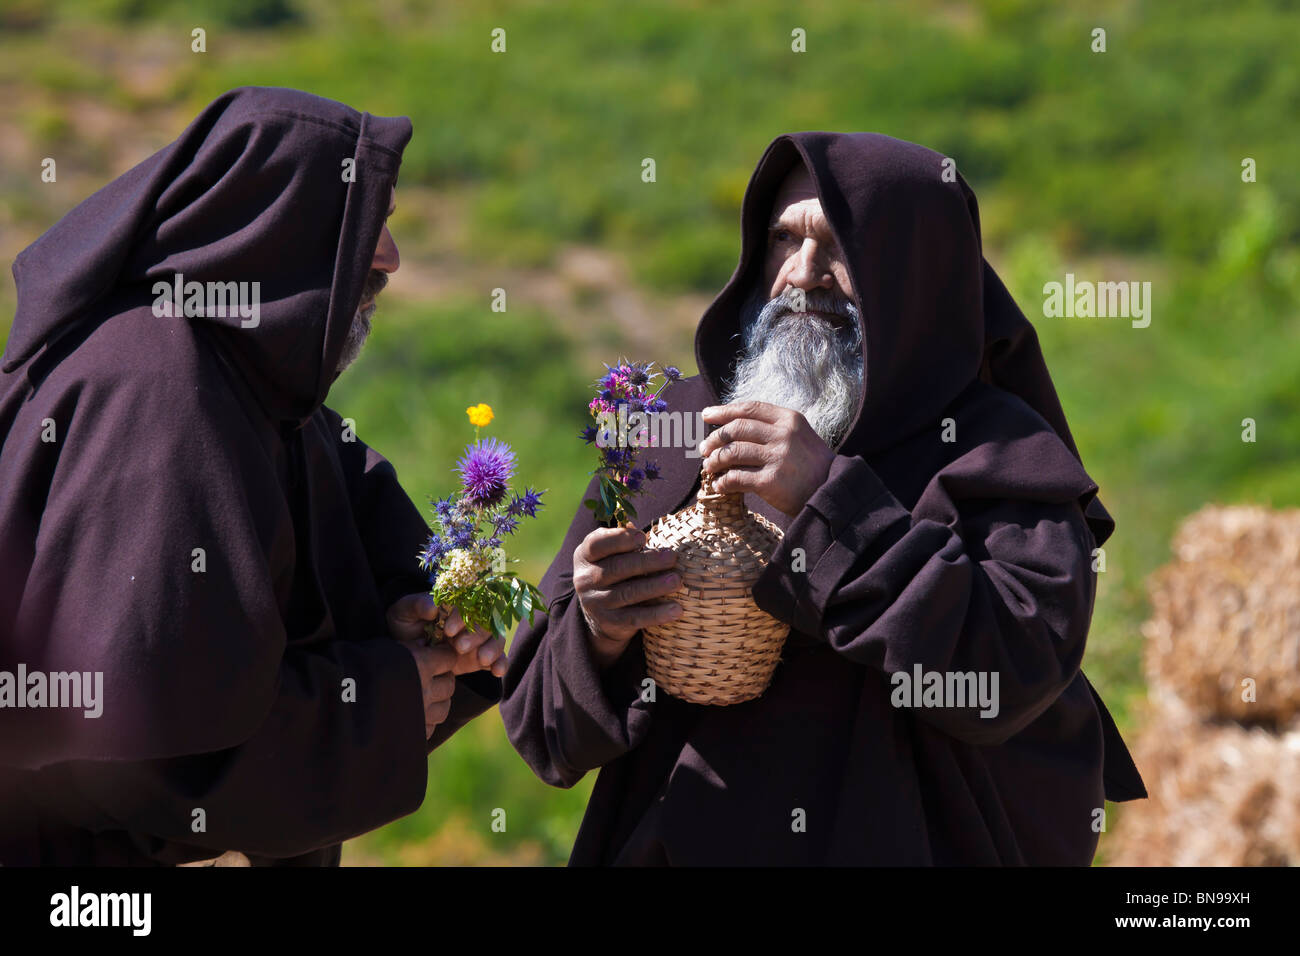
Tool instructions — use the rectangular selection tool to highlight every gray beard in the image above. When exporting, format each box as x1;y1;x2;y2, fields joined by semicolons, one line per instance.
335;269;389;376
722;285;864;446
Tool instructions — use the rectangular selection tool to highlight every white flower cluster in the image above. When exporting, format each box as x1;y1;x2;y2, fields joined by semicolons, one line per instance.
437;547;505;592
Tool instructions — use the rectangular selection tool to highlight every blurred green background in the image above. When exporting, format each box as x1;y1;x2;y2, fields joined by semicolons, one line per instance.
1;0;1297;864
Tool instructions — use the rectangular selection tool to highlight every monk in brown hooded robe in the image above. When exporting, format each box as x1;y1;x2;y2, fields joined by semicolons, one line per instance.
0;88;503;865
502;132;1147;865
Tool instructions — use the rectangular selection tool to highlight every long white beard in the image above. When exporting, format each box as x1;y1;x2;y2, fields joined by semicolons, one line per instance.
722;285;865;446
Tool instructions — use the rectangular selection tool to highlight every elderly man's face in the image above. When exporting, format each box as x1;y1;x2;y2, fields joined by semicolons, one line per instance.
722;163;865;447
762;165;854;311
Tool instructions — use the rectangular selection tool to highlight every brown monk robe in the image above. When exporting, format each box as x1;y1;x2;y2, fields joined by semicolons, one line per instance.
501;131;1146;865
0;88;501;865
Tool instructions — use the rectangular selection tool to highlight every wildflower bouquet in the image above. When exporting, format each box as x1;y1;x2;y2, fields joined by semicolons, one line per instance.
580;360;680;526
417;403;546;643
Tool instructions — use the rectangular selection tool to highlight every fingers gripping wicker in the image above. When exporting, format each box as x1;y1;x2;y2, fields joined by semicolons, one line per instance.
641;471;790;705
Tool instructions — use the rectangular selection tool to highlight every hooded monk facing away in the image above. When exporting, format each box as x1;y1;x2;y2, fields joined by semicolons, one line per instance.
0;88;503;866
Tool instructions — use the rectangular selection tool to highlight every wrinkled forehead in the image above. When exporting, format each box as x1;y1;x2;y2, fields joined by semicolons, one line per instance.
770;161;819;217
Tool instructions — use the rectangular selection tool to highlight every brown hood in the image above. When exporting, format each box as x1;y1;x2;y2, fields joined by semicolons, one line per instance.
4;86;411;424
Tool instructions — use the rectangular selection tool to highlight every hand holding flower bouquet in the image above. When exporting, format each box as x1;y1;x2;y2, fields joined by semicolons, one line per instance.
417;403;546;644
580;360;680;526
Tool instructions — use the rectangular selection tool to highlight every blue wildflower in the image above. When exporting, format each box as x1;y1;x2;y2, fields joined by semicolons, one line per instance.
519;487;543;517
417;536;443;572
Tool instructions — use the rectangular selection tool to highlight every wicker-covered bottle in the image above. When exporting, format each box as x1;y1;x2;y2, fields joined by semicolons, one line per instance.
641;471;789;705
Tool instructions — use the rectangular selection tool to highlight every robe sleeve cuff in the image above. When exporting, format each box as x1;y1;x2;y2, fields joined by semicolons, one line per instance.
752;454;909;637
378;573;434;613
553;592;651;735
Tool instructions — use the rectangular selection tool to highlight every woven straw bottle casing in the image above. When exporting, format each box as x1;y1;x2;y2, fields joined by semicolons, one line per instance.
640;471;790;705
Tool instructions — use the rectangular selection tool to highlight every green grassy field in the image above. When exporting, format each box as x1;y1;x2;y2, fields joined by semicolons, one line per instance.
1;0;1297;864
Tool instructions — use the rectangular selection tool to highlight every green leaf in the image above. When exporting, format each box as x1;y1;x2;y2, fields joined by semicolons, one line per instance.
514;581;530;620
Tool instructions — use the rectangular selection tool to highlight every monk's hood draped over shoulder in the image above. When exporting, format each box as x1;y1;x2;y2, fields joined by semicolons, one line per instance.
693;131;1114;548
0;88;411;767
3;86;410;424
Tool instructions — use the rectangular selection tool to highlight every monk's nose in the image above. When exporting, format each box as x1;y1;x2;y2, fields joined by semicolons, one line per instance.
784;239;833;292
372;225;400;273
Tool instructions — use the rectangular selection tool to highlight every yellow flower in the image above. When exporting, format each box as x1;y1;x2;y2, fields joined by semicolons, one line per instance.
466;403;494;428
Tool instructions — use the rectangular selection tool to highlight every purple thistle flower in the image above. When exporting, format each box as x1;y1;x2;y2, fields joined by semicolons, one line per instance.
456;437;516;508
664;365;681;381
644;461;661;481
451;525;476;548
580;424;597;444
625;468;645;492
